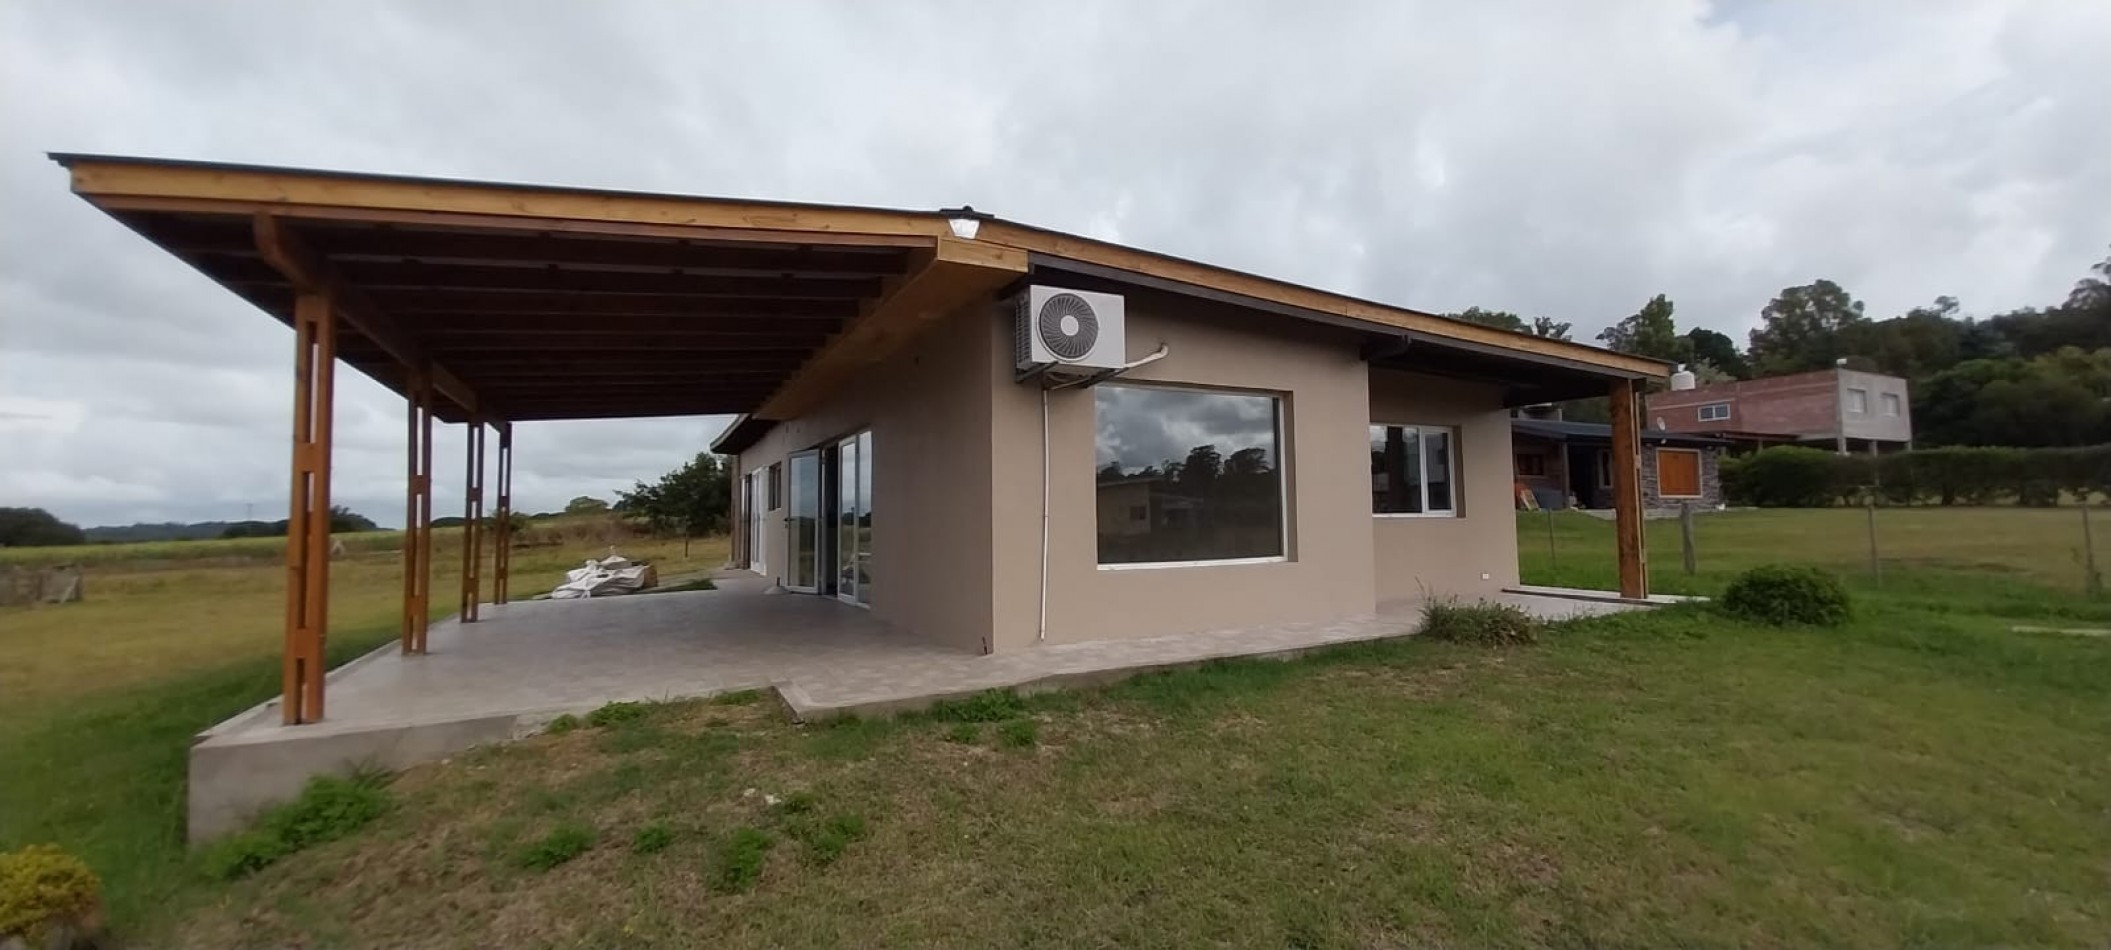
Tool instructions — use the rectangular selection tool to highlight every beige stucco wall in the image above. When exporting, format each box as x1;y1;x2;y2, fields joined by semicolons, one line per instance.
1368;369;1520;603
987;291;1378;651
734;288;1532;654
734;303;996;653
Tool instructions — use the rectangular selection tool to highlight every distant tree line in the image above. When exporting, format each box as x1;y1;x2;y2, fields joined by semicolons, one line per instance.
219;507;380;539
1455;248;2111;447
0;508;86;548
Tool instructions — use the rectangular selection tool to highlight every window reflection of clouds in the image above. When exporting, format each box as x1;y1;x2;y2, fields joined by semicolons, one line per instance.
1094;385;1277;474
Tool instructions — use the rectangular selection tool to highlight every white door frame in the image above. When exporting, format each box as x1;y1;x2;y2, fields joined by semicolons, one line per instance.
785;449;822;594
748;472;768;575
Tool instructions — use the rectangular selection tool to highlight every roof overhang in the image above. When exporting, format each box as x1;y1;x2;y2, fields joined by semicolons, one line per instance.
56;153;1666;431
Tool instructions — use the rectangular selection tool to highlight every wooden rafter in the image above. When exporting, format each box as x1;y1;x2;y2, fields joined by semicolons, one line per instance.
757;237;1029;420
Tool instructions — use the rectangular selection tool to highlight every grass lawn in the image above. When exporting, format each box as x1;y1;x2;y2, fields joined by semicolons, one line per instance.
3;507;2108;946
0;525;728;933
168;602;2110;948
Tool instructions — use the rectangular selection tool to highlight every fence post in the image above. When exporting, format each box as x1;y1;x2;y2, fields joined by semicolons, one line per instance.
1545;508;1558;575
1865;493;1883;587
1679;501;1698;576
2084;502;2102;598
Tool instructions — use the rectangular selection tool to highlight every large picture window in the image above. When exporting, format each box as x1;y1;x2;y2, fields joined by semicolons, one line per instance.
1370;424;1456;516
1094;384;1284;567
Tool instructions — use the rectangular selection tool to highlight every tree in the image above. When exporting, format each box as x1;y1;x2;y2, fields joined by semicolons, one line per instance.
1450;307;1525;332
0;507;86;547
564;496;611;515
1748;279;1867;375
1528;316;1573;341
1839;297;1963;379
1598;294;1691;363
615;453;731;538
1683;327;1749;378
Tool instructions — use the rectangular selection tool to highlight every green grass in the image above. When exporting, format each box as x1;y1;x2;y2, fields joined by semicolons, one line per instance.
9;508;2111;945
160;598;2109;947
0;529;729;937
514;822;596;872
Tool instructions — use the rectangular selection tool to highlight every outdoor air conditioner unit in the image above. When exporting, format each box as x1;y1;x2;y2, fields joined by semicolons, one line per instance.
1014;286;1127;373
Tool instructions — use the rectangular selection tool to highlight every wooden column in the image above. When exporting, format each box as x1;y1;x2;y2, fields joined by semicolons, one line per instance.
1609;377;1650;600
491;422;513;606
460;418;486;622
400;368;434;654
283;291;335;724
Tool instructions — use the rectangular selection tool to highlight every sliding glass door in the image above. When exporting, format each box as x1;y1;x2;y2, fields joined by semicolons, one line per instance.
834;431;873;605
785;450;822;593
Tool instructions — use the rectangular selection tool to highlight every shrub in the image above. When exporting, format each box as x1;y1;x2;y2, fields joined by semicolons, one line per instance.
545;713;580;734
997;719;1040;748
0;845;101;944
1419;598;1540;645
586;701;650;727
1726;446;1839;507
1721;564;1851;626
630;822;675;855
927;689;1028;723
710;827;774;893
201;772;391;881
516;823;596;871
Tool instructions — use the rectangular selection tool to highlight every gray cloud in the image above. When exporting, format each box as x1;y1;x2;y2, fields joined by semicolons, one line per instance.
2;0;2106;527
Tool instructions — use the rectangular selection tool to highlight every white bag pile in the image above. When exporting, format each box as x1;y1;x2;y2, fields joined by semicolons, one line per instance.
549;553;658;599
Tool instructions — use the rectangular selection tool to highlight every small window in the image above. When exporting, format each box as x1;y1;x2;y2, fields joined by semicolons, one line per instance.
1516;453;1547;478
1881;392;1901;416
1697;402;1731;423
1846;388;1869;414
1371;424;1457;516
1095;384;1284;567
767;462;783;510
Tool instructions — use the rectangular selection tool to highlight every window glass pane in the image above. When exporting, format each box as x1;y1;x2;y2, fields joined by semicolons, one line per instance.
1425;430;1453;511
1095;385;1282;564
1370;425;1424;513
856;430;873;604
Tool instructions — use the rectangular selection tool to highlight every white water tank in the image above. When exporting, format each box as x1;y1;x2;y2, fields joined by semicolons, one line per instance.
1669;363;1697;391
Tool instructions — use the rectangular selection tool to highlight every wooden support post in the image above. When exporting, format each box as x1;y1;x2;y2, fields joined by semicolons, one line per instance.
401;368;434;654
282;291;335;724
1609;378;1650;600
492;422;513;606
461;418;486;621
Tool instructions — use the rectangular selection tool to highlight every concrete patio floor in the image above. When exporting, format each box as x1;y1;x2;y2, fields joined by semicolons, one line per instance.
188;573;1643;839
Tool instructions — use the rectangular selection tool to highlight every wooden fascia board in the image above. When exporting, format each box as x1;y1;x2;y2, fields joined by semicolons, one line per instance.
755;238;1029;420
253;214;480;416
67;159;952;241
978;222;1667;380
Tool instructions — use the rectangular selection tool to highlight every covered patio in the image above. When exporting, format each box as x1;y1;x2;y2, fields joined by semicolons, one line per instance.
188;572;1641;838
56;154;1662;840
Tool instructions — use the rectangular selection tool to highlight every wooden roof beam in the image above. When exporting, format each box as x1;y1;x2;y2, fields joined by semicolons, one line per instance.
253;214;480;416
757;237;1029;420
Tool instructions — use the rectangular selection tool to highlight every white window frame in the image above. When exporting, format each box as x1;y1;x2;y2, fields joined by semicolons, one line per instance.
1697;402;1731;423
1655;447;1704;500
1094;382;1290;572
1881;392;1902;416
1846;387;1869;414
1370;423;1459;519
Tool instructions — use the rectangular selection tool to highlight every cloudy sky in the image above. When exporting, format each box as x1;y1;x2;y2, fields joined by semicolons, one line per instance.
3;1;2106;529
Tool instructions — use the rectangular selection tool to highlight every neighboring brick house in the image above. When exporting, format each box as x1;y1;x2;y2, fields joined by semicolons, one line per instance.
1646;367;1912;453
1512;417;1726;511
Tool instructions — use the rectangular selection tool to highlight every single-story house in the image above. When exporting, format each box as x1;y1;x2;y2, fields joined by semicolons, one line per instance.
53;153;1668;725
1512;417;1727;511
